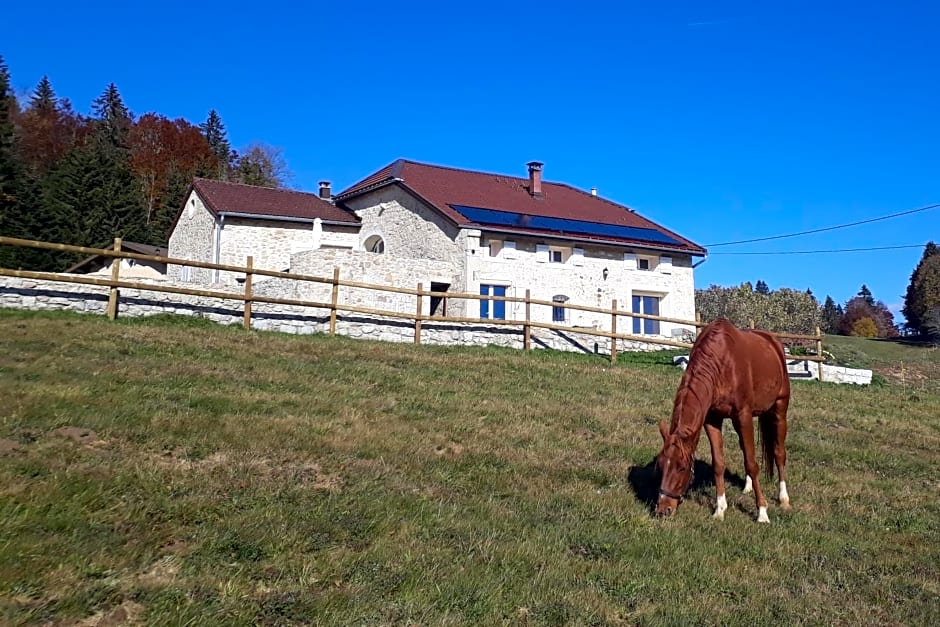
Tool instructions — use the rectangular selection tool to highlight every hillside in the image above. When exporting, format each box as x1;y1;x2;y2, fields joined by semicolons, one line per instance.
824;333;940;390
1;311;938;625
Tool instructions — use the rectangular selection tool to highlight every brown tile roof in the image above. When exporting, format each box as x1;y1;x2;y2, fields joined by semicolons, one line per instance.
191;178;359;223
336;159;705;254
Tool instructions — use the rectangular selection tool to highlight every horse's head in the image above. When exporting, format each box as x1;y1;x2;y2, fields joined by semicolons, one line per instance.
655;420;694;518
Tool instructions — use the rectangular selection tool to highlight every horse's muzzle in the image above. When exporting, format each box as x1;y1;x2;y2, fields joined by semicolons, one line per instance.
655;495;679;518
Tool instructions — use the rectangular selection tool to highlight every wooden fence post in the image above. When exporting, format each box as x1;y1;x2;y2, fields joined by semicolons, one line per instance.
696;311;702;325
107;237;122;320
610;299;618;364
816;325;824;382
749;319;755;329
524;289;531;352
329;267;339;335
243;256;253;330
415;282;423;345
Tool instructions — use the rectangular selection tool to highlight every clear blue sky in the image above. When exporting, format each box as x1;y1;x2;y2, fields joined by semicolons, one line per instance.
5;1;939;317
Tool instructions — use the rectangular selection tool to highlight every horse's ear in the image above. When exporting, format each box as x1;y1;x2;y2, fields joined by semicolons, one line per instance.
658;420;669;442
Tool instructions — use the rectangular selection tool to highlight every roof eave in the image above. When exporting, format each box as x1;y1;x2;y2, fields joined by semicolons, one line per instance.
468;225;707;256
217;211;359;226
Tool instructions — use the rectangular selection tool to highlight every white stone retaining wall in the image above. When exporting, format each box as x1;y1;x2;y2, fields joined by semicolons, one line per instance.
0;275;667;356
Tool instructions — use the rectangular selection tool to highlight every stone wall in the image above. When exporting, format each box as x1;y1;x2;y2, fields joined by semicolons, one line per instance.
0;274;669;357
167;190;216;284
672;354;872;386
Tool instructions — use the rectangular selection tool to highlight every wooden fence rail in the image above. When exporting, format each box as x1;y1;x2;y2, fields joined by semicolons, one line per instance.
0;235;826;373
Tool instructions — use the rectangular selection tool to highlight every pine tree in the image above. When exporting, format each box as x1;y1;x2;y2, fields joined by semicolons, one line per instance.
42;84;145;255
820;295;843;334
857;284;874;306
0;55;20;266
30;76;57;113
44;140;146;254
0;55;16;204
199;109;231;179
92;83;132;148
902;242;940;336
755;280;770;295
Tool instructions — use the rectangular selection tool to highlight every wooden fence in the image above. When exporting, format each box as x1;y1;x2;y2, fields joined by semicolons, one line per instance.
0;235;825;376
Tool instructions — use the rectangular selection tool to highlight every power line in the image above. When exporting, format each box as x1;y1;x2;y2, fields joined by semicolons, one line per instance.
705;203;940;247
710;244;927;255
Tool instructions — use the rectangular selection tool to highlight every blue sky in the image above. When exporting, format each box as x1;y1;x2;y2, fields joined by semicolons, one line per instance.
5;1;939;316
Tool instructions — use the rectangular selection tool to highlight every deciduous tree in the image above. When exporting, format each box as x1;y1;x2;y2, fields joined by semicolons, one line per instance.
233;142;292;188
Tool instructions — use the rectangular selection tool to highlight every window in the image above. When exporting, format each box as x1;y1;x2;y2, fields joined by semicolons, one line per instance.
430;282;450;317
550;249;563;263
638;258;651;271
364;235;385;254
632;295;661;335
180;266;193;282
480;284;507;319
552;295;569;323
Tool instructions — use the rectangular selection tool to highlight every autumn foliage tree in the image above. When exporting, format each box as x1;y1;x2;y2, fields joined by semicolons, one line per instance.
0;57;293;270
838;286;899;338
130;114;218;240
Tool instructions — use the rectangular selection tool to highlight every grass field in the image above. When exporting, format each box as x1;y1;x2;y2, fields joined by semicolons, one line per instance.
1;310;939;626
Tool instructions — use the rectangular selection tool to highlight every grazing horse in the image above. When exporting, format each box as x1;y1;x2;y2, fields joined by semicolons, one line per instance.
655;318;791;523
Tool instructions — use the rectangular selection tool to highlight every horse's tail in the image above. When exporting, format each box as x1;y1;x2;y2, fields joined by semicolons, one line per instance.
758;414;777;480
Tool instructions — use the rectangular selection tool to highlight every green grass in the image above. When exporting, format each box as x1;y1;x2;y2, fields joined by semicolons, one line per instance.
824;333;940;391
1;310;939;625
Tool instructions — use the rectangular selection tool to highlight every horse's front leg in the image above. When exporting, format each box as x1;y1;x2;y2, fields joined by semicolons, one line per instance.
733;410;769;523
704;418;726;520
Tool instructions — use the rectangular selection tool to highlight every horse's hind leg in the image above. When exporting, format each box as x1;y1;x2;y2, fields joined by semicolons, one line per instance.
773;398;791;509
704;417;727;520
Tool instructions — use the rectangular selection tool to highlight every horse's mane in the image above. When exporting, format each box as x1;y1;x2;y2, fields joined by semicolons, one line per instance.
669;321;732;446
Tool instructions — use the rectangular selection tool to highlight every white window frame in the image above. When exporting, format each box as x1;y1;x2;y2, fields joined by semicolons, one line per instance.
552;295;569;323
638;255;657;271
632;293;663;335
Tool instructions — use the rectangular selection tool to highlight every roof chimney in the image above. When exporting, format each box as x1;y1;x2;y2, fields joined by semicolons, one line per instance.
318;180;332;200
591;187;598;196
526;161;544;197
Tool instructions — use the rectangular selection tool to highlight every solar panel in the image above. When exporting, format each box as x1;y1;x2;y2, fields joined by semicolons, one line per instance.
450;205;683;246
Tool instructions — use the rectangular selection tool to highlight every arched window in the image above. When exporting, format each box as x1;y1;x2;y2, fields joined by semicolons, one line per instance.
364;235;385;254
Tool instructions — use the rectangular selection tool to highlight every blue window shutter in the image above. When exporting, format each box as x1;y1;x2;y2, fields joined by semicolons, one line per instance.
480;285;490;319
494;285;506;319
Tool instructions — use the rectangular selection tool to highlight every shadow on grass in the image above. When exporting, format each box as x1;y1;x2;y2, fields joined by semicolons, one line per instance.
626;457;747;514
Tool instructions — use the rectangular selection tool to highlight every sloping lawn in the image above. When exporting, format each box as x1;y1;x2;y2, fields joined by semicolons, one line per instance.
1;311;938;625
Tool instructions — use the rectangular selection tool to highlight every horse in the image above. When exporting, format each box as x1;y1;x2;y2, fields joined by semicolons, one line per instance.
655;318;791;523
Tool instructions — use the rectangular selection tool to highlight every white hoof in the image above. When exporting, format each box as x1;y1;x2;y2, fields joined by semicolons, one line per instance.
743;476;753;494
712;494;727;520
757;506;770;523
779;481;791;508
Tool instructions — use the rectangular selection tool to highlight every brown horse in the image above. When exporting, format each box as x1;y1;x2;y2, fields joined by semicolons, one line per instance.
655;318;791;523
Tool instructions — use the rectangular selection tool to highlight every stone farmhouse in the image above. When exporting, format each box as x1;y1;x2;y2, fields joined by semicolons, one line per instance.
167;160;707;338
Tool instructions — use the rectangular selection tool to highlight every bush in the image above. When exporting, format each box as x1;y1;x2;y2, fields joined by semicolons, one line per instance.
850;317;878;338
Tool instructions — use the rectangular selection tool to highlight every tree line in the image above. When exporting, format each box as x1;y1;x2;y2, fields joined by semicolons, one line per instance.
0;55;292;270
696;242;940;343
